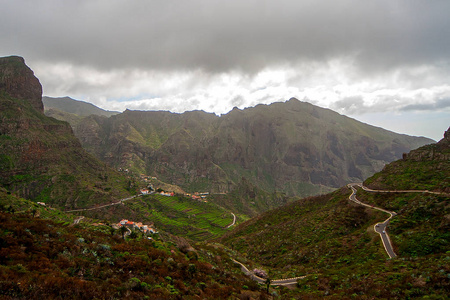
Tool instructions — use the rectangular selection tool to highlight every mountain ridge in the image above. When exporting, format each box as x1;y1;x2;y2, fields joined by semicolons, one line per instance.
47;97;434;198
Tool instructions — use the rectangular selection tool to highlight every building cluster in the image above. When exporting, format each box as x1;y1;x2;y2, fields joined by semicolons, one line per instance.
140;189;151;195
159;191;175;197
115;219;157;234
186;192;209;202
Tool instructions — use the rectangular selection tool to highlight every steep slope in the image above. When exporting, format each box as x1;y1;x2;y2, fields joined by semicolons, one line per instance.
219;130;449;298
43;96;119;117
0;56;132;210
57;98;433;199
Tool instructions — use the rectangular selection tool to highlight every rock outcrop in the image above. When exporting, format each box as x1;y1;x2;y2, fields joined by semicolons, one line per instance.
0;56;44;113
403;127;450;162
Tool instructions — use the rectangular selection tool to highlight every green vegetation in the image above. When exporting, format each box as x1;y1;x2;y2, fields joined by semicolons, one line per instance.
220;188;388;276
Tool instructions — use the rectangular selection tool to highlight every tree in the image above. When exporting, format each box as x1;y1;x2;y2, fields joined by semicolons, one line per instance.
119;226;128;240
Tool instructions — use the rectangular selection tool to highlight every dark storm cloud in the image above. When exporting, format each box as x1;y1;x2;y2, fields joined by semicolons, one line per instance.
2;0;449;74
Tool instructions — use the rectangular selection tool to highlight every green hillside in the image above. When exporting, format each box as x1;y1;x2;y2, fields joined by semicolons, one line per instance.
219;129;449;298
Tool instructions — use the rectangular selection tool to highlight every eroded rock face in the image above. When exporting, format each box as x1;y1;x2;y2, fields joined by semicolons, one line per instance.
0;56;44;113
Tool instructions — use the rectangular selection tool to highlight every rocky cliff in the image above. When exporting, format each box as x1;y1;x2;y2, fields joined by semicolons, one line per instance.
0;56;132;209
0;56;43;113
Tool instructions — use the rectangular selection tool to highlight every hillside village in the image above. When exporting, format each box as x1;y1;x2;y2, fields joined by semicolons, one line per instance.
113;219;158;235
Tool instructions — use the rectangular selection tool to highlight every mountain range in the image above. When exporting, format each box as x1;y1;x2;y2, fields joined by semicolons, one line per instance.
45;96;433;198
0;55;448;298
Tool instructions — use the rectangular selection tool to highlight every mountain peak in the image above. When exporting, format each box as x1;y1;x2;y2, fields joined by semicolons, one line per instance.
0;55;44;113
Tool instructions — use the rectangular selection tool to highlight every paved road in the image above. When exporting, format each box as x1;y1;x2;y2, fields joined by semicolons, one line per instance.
347;183;397;258
232;259;306;286
226;213;236;228
360;185;448;195
65;194;142;213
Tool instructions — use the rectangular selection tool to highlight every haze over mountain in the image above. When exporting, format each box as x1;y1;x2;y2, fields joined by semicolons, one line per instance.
0;56;132;209
46;96;433;198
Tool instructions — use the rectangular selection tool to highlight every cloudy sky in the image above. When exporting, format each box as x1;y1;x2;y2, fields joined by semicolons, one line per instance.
1;0;449;140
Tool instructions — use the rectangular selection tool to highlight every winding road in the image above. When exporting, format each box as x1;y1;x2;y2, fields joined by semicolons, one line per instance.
235;183;410;284
347;183;397;258
348;183;449;258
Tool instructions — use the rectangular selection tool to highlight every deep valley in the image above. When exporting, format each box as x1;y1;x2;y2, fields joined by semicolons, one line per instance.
1;56;448;299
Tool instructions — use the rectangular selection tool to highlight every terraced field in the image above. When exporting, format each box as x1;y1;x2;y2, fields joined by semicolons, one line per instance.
123;194;234;241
